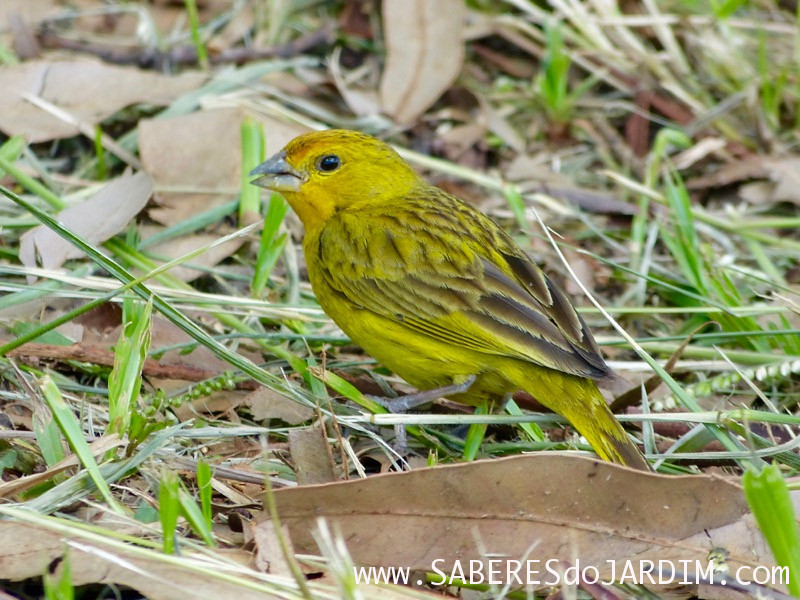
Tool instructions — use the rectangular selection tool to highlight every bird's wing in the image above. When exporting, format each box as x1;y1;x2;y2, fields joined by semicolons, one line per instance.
314;197;610;379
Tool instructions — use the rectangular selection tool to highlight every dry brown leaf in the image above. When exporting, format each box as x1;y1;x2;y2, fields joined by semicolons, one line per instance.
0;0;61;52
250;519;294;576
379;0;465;124
562;248;595;297
505;155;636;215
245;387;314;425
768;158;800;205
172;391;248;422
288;424;337;485
0;516;424;600
330;48;381;117
694;157;800;207
0;0;60;26
739;181;774;205
142;230;245;282
139;107;307;226
0;519;284;600
686;156;769;190
0;434;123;498
273;454;785;594
80;313;233;378
19;172;153;274
139;107;242;226
438;123;487;160
0;59;203;142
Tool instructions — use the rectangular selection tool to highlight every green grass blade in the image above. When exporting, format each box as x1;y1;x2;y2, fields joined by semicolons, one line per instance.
38;376;123;513
0;183;313;409
179;487;216;547
107;297;152;436
33;404;67;469
505;398;545;442
462;400;489;461
252;193;289;296
43;548;73;600
184;0;208;69
239;117;265;225
159;470;180;554
742;464;800;596
197;459;213;528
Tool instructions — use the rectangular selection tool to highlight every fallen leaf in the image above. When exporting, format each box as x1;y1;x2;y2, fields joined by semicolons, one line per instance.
330;47;381;117
272;454;785;594
437;124;487;160
19;172;153;274
739;181;774;205
142;230;245;283
686;156;769;190
0;59;203;142
82;313;234;378
171;390;248;422
245;387;314;425
476;94;525;152
0;0;60;26
0;0;60;53
768;158;800;205
0;511;427;600
379;0;465;124
288;424;337;485
250;519;294;576
0;517;281;600
562;248;595;297
0;434;124;498
139;107;307;226
691;157;800;207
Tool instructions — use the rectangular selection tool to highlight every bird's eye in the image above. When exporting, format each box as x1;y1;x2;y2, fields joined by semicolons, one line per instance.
317;155;341;173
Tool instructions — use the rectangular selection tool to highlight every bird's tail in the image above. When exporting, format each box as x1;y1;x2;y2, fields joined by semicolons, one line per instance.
518;369;651;471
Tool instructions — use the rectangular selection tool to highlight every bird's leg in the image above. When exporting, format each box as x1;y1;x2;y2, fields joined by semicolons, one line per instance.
373;374;478;414
368;375;477;456
393;423;407;455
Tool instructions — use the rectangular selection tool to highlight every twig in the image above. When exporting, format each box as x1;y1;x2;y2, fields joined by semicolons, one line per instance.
5;340;256;387
37;23;334;70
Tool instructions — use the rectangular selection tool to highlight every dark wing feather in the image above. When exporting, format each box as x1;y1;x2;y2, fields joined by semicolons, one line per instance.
499;252;608;373
314;188;611;379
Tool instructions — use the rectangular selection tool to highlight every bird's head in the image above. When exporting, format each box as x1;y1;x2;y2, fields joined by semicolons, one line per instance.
250;129;419;231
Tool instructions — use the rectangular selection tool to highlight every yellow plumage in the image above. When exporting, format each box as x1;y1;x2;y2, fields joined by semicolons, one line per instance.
251;129;649;471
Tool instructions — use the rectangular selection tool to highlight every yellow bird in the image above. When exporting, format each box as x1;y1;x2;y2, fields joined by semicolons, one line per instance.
251;129;649;470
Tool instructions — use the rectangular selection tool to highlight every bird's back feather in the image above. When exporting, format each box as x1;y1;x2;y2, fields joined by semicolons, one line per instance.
308;184;612;380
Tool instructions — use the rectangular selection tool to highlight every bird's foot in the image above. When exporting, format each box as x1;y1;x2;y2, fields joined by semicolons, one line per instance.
371;375;478;414
367;375;478;456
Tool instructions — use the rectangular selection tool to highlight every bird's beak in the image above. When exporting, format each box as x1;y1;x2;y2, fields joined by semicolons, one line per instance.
249;151;305;192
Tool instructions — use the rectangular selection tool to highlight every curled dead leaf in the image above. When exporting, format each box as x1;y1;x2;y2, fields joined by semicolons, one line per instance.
272;454;787;595
0;434;124;498
288;424;337;485
0;518;275;600
379;0;465;124
19;172;154;276
139;107;307;226
0;59;202;142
